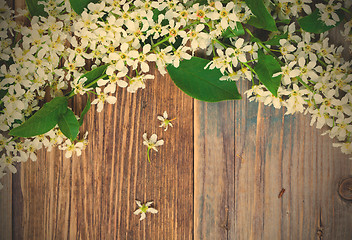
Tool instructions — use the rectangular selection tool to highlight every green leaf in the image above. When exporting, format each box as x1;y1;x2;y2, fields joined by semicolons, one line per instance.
250;36;261;43
13;119;22;125
276;19;291;24
152;8;161;23
222;22;245;38
172;36;183;49
0;89;7;111
245;0;277;31
264;32;288;45
66;65;108;98
79;95;91;126
192;0;208;6
298;9;344;34
167;57;241;102
69;0;98;14
9;97;68;137
254;50;282;97
25;0;48;17
152;9;167;25
81;64;108;87
0;89;7;100
58;108;80;141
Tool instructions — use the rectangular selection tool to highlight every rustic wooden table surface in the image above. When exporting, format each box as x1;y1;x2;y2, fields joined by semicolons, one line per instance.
1;0;352;239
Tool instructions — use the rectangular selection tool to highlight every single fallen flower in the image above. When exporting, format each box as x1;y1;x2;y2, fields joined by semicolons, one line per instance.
157;111;176;131
143;133;164;163
133;200;158;221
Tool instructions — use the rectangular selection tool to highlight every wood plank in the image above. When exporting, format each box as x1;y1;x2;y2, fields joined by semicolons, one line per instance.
11;62;194;239
194;77;352;239
233;80;352;240
194;10;352;240
194;101;235;239
0;172;12;240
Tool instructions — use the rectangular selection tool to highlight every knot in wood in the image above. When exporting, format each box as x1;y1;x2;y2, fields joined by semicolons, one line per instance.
338;178;352;201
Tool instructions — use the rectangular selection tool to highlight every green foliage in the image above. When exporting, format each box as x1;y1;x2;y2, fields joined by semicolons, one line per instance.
152;8;161;22
81;64;108;87
69;0;99;14
192;0;208;6
0;89;7;112
264;32;289;45
152;9;167;25
298;9;344;34
172;36;183;49
9;97;68;138
250;36;261;44
254;50;282;97
222;22;245;38
58;108;80;141
245;0;277;31
79;95;91;126
25;0;48;17
193;0;232;6
167;57;241;102
0;89;7;100
276;19;291;24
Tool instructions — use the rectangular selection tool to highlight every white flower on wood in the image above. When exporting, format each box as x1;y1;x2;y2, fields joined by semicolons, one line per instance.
134;200;158;221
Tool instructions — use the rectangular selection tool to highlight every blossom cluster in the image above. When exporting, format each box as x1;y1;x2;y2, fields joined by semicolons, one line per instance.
243;1;352;156
199;0;352;157
0;0;351;190
0;0;252;188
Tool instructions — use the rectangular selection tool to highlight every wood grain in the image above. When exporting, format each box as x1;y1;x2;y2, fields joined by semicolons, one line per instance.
10;62;194;239
194;8;352;240
194;101;235;239
234;81;352;240
0;171;12;240
194;78;352;239
3;0;352;239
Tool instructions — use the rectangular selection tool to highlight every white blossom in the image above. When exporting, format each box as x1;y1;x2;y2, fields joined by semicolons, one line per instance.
143;133;164;162
157;111;175;131
91;87;117;112
134;200;158;221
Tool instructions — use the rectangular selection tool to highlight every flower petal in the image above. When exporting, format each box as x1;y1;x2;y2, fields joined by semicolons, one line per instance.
139;212;146;221
134;209;142;215
147;208;158;214
150;134;157;143
155;139;164;146
235;38;244;49
143;133;148;141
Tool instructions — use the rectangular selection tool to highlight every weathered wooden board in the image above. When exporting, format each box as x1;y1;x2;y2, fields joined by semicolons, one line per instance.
8;63;193;239
2;0;352;239
194;101;235;239
194;78;352;239
0;172;12;240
